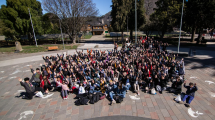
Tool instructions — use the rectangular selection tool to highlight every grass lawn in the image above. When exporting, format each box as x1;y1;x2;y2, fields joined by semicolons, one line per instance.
83;35;92;39
0;44;79;53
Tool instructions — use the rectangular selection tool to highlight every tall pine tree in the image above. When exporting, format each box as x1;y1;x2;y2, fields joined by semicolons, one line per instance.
0;0;51;44
150;0;181;39
111;0;130;42
184;0;215;43
127;0;146;41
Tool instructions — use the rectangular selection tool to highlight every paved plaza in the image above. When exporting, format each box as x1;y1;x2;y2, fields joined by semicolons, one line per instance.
0;44;215;120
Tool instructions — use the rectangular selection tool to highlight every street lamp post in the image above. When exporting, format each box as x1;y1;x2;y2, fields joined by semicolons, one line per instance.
127;16;128;37
178;0;185;53
135;0;137;46
28;8;37;47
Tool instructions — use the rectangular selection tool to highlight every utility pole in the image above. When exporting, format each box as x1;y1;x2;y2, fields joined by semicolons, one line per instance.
135;0;137;46
59;19;65;50
127;16;128;37
28;8;37;47
178;0;185;53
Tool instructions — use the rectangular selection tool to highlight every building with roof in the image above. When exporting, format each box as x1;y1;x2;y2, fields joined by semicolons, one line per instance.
83;12;112;35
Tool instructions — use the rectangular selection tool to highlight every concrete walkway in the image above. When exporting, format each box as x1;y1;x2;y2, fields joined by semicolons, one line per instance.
82;35;111;41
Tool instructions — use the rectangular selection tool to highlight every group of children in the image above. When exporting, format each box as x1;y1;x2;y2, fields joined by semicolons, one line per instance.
19;37;198;107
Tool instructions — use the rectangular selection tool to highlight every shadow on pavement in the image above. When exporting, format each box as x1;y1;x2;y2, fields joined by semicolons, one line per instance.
85;116;153;120
184;57;215;76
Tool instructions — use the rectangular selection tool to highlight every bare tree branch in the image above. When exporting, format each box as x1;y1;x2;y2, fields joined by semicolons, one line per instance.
42;0;98;43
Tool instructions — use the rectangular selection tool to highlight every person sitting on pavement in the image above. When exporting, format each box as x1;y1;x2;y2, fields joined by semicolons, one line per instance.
30;66;42;88
169;77;182;94
179;81;198;107
19;77;45;99
107;80;118;105
40;75;53;94
56;79;69;100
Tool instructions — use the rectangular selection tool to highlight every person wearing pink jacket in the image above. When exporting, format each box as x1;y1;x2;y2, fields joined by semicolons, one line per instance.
56;79;69;100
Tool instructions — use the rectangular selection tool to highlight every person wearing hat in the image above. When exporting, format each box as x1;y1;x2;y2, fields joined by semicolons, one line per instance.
19;77;45;99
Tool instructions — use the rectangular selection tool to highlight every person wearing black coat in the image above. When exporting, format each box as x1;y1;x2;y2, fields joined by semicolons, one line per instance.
19;77;45;99
180;81;198;107
169;77;182;94
156;75;167;94
146;79;155;94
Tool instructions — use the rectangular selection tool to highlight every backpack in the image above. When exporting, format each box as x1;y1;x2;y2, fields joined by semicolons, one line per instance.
88;94;94;104
74;96;89;106
95;92;100;102
99;93;106;100
89;92;100;104
113;95;123;103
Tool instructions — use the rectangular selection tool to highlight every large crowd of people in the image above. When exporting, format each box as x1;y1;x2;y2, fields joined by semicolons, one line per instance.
19;37;198;107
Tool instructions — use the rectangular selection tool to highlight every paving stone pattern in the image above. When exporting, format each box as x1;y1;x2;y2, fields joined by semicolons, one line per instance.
0;58;215;120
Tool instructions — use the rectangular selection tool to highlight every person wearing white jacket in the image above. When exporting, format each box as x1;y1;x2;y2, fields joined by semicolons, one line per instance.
79;83;85;94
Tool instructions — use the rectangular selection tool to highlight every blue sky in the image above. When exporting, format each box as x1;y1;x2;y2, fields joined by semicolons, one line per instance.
0;0;112;16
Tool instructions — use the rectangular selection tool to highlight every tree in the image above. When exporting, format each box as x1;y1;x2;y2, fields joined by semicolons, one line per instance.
111;0;146;42
41;13;61;34
111;0;129;42
43;0;98;43
127;0;146;41
0;19;4;35
150;0;181;39
141;15;154;39
144;0;155;16
0;0;49;44
184;0;215;43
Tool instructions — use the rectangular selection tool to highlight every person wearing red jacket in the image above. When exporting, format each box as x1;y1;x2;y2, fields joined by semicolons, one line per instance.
40;76;53;93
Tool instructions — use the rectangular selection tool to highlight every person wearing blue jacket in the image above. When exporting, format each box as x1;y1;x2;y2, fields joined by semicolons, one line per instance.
180;81;198;107
107;80;117;104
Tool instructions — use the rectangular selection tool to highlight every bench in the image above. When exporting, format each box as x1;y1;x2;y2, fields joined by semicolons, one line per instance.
48;46;58;51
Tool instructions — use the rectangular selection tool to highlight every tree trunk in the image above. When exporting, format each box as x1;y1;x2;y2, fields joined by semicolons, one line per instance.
197;28;203;44
145;30;149;40
191;26;196;42
73;35;76;44
28;32;33;45
161;31;165;40
69;34;76;44
121;31;124;48
130;30;133;43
